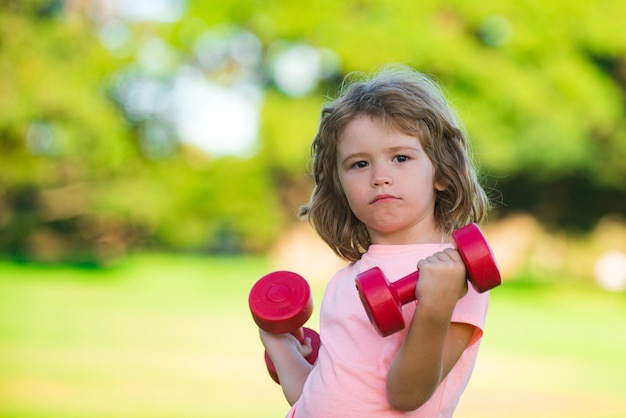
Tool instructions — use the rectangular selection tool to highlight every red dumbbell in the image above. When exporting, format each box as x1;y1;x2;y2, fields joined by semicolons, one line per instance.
249;271;322;384
355;223;501;337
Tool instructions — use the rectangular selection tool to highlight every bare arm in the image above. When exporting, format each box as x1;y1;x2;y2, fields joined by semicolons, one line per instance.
386;248;474;411
259;329;314;405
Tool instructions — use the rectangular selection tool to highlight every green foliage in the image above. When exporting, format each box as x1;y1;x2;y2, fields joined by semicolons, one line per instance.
0;3;285;261
260;91;322;175
182;0;626;186
0;7;141;263
1;0;625;262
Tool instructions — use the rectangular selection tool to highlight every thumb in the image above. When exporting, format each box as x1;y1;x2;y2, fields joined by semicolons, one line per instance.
300;336;314;357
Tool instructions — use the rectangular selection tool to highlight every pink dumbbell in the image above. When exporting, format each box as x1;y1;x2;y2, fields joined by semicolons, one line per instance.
249;271;321;384
355;223;501;337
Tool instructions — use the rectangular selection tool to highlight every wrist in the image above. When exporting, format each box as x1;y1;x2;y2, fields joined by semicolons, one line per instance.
415;298;455;326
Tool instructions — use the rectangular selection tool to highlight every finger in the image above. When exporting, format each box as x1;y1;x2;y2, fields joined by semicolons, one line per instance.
443;247;462;261
301;337;313;357
426;252;449;264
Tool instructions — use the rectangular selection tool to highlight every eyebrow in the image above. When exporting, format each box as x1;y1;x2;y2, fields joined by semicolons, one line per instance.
387;145;421;154
339;146;422;166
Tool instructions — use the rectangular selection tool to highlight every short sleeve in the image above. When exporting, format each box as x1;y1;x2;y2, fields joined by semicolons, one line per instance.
451;286;489;347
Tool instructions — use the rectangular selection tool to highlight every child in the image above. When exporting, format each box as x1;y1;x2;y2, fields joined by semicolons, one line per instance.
259;65;492;417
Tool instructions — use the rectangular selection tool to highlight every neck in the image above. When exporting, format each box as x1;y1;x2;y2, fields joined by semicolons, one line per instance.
368;224;446;246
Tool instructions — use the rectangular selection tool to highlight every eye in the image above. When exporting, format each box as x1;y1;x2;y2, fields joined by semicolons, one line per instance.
394;155;410;163
353;160;369;169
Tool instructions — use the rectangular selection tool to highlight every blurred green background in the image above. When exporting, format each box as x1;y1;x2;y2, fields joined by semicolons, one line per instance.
1;0;625;417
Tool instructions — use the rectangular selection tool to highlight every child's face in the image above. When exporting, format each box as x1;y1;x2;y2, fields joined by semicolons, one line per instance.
336;114;444;245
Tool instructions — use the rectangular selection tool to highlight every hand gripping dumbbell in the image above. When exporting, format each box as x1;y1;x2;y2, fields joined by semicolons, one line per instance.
249;271;322;384
355;223;501;337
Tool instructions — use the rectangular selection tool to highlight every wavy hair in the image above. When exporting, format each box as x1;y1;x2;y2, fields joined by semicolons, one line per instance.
299;65;491;261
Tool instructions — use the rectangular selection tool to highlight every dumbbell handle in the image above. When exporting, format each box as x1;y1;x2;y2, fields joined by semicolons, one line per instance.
373;265;487;307
390;271;420;305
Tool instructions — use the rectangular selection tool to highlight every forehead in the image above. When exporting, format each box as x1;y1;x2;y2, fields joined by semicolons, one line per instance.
339;114;422;146
339;110;423;137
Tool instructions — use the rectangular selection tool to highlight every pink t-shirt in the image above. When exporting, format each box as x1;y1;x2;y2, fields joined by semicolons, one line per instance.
288;243;489;418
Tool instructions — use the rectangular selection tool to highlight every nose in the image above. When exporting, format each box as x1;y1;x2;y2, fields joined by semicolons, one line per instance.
372;171;392;187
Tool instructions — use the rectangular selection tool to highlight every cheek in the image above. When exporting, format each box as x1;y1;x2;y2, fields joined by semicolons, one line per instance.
337;177;364;214
336;167;358;195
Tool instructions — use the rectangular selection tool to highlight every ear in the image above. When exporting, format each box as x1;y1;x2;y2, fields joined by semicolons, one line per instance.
434;178;447;192
432;167;447;192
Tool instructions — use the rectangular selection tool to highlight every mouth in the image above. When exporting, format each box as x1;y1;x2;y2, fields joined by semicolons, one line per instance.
370;194;399;204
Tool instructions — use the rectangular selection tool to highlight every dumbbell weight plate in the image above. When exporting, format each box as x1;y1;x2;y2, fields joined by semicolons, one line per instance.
249;270;313;334
355;267;406;336
451;223;501;292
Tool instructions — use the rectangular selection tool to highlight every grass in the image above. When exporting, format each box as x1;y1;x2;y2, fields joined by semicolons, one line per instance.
0;254;625;417
458;281;626;418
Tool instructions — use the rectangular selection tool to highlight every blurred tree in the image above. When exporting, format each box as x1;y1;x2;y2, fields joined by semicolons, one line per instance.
1;0;625;264
257;1;624;181
181;0;626;227
0;2;284;263
0;2;142;263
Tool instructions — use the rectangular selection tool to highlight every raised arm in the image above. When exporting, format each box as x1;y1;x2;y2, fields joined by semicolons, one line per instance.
386;248;473;411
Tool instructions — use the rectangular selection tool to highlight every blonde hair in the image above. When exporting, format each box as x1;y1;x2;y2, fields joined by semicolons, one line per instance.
299;65;491;261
